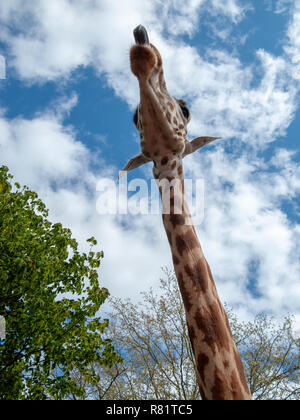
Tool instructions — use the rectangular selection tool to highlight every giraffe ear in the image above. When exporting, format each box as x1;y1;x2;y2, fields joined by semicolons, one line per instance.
119;153;151;179
183;137;222;157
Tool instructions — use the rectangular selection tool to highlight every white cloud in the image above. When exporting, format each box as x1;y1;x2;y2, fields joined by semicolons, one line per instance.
46;92;79;121
284;0;300;80
0;0;148;79
157;44;297;146
209;0;251;23
184;146;300;324
0;113;88;189
150;0;249;37
0;55;5;79
275;0;295;14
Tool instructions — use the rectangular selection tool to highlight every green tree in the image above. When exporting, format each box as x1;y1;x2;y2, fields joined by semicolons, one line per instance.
75;268;299;400
0;166;120;400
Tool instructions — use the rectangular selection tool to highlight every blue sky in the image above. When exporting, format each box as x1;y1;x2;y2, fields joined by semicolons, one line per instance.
0;0;299;329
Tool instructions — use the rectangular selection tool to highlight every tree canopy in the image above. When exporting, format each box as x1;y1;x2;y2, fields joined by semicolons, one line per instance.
0;166;120;400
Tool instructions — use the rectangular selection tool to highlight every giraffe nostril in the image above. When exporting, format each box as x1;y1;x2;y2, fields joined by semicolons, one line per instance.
133;25;150;45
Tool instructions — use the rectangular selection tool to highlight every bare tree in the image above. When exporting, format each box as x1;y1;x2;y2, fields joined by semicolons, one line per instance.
227;307;300;400
71;269;299;400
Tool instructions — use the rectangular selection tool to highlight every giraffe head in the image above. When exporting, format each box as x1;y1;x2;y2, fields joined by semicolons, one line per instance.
120;25;221;177
130;26;190;162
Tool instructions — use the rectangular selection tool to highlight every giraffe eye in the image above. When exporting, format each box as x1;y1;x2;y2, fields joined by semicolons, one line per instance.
179;104;190;120
133;108;138;127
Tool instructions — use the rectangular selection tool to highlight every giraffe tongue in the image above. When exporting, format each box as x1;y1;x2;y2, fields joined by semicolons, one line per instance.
133;25;150;45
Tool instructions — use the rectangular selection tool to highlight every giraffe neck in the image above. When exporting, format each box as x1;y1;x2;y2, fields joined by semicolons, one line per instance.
156;158;252;400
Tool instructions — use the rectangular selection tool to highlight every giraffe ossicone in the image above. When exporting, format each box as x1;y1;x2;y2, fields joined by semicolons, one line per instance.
121;25;252;400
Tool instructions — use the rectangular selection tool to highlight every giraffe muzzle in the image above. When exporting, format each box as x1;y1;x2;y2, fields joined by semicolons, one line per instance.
133;25;150;45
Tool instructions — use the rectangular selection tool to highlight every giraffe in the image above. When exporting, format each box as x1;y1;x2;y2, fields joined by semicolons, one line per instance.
121;25;252;400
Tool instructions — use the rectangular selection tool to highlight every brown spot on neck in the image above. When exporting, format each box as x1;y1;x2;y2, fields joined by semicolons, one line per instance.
194;303;231;355
172;255;180;265
175;229;199;256
197;353;210;397
184;260;209;293
177;271;192;312
211;369;230;400
168;214;185;228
